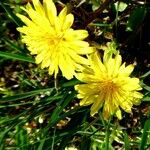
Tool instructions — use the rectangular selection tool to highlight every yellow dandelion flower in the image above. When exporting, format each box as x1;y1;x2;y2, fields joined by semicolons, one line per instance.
17;0;94;79
75;51;143;120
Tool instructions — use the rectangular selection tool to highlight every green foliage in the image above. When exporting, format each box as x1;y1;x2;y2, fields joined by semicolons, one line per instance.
139;119;150;150
124;131;130;150
126;7;147;31
114;1;128;12
0;51;35;63
0;1;23;26
0;0;149;149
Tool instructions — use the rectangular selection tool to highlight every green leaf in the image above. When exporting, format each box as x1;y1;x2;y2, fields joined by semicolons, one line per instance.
49;91;76;126
0;124;17;147
2;37;26;53
0;111;28;124
0;1;23;26
126;7;147;31
15;126;29;149
114;2;128;12
0;88;53;102
142;96;150;102
139;119;150;150
140;70;150;79
124;131;130;150
90;0;101;11
0;101;33;108
141;82;150;91
38;139;46;150
62;79;81;87
0;51;35;63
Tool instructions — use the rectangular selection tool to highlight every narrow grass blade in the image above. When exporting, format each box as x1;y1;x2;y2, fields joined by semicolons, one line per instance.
62;79;81;87
0;2;23;26
139;118;150;150
0;101;33;108
142;96;150;102
140;71;150;79
15;126;29;149
0;124;17;146
50;91;76;125
2;38;26;53
124;131;130;150
90;23;111;27
38;139;46;150
0;51;35;63
0;88;52;102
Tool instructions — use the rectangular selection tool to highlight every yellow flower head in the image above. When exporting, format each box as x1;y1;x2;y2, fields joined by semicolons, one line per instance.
17;0;94;79
75;51;143;120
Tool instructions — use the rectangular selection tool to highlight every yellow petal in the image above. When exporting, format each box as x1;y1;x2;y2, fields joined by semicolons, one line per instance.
113;53;122;77
68;51;90;65
16;14;33;26
75;83;100;95
76;93;85;99
59;53;75;79
64;29;88;41
90;95;104;116
43;0;57;25
103;92;118;120
62;14;74;30
105;57;115;77
122;78;141;91
54;17;61;33
90;52;106;74
74;47;94;55
48;53;59;78
22;8;51;31
119;64;134;77
133;91;143;99
69;41;89;48
32;0;45;16
36;54;43;64
41;51;52;68
58;7;67;27
80;95;95;106
120;100;132;113
116;109;122;120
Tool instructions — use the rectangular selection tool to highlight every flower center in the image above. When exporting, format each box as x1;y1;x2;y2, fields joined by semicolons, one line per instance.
45;33;65;50
101;80;119;95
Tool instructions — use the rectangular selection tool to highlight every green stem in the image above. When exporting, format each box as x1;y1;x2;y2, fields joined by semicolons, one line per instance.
105;118;111;150
51;128;56;150
54;76;58;93
98;112;106;127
